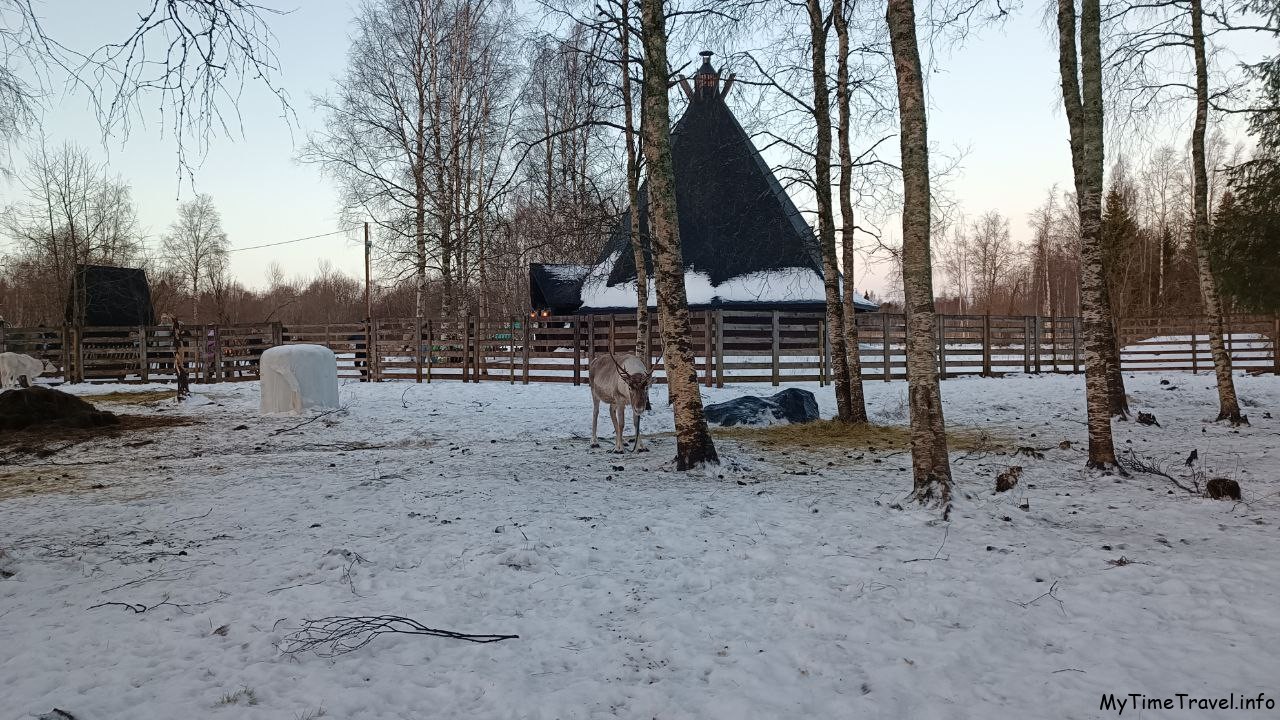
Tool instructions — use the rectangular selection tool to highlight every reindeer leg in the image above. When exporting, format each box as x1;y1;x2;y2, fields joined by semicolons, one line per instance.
591;396;601;449
632;408;644;453
612;404;625;453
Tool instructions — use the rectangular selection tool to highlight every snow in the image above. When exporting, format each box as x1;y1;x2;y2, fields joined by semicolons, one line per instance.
2;372;1279;718
579;251;876;311
258;344;340;415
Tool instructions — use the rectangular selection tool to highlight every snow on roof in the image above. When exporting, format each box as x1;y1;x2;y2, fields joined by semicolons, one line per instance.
578;251;878;311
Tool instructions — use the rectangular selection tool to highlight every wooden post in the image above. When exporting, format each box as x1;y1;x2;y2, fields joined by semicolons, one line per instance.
573;317;582;386
609;314;616;356
1072;316;1081;373
1273;315;1280;376
522;317;531;385
587;315;596;366
881;313;892;382
1023;317;1032;374
508;317;516;384
1033;316;1043;373
982;314;992;376
138;326;149;382
0;325;6;354
425;319;434;383
1191;317;1199;374
415;319;424;383
212;326;224;384
936;313;947;380
819;318;828;387
771;310;781;386
703;311;713;388
714;310;725;388
371;318;382;382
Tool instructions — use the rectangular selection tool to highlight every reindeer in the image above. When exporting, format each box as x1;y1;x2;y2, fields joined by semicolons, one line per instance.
589;352;652;453
0;352;56;388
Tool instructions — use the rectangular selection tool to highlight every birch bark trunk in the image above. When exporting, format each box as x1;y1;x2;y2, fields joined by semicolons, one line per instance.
833;0;868;423
807;0;854;422
887;0;952;510
1057;0;1120;467
640;0;718;469
620;4;651;367
1189;0;1246;424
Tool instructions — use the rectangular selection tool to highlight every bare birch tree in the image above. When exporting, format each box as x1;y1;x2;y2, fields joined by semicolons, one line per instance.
887;0;951;509
162;193;230;323
833;0;869;423
639;0;718;469
1058;0;1121;468
1189;0;1245;423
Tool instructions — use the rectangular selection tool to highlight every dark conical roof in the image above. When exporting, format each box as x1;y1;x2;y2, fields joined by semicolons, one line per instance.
599;88;824;289
530;55;878;314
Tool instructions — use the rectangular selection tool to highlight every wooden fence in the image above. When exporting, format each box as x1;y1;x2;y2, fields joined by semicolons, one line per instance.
1;311;1275;386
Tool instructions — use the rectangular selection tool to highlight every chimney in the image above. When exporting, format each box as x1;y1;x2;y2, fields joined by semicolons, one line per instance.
694;51;718;99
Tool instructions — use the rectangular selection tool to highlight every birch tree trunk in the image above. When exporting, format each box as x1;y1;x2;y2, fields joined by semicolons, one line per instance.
807;0;854;423
1057;0;1120;468
620;3;651;367
887;0;951;510
833;0;868;423
1189;0;1246;424
1101;282;1129;417
640;0;717;469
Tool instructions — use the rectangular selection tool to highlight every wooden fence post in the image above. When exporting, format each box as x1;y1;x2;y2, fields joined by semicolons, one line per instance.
936;313;947;380
881;313;891;382
982;314;992;376
371;318;382;382
819;318;828;386
573;317;582;386
414;319;424;383
587;315;596;367
771;310;781;386
425;319;434;383
139;326;150;381
1022;317;1032;374
703;311;713;387
1033;316;1043;373
609;315;617;356
472;317;481;383
1274;314;1280;376
715;310;725;388
0;325;6;353
522;318;531;385
1072;317;1081;374
1191;318;1199;374
212;326;224;383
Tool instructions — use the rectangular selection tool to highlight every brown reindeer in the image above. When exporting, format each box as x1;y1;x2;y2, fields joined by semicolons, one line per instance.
589;353;652;453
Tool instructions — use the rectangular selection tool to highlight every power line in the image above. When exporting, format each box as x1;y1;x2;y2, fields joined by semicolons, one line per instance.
227;228;357;253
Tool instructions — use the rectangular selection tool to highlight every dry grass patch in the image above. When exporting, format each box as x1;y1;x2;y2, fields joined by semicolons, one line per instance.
715;420;1007;452
81;389;179;405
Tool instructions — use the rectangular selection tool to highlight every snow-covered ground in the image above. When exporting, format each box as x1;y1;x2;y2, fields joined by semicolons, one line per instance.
2;372;1278;719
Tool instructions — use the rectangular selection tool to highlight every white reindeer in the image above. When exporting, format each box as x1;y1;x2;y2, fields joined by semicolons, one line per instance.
589;353;652;453
0;352;54;389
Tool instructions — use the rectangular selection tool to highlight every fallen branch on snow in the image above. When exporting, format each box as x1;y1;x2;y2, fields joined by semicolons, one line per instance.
270;403;351;437
1117;450;1199;495
280;615;518;657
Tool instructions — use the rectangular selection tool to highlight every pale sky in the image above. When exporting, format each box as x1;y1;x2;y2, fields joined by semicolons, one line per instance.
1;0;1257;296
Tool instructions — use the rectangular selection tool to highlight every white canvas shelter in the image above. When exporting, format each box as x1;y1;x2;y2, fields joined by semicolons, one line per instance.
259;344;339;415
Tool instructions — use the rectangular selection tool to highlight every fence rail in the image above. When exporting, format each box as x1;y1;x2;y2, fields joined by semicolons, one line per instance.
2;312;1275;386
